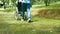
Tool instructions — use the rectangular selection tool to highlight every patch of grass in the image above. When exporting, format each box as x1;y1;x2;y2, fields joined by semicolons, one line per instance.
0;14;60;34
0;4;60;34
0;8;15;12
32;3;60;9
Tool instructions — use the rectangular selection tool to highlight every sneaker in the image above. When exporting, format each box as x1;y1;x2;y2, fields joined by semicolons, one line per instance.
21;19;24;22
27;19;31;23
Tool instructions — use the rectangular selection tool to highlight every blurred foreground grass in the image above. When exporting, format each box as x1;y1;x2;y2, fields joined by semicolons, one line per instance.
0;12;60;34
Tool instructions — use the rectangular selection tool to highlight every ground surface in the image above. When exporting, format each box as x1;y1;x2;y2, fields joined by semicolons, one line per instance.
0;9;60;34
0;3;60;34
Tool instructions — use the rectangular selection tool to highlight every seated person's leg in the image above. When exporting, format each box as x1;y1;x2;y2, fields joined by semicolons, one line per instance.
20;3;25;21
17;2;22;14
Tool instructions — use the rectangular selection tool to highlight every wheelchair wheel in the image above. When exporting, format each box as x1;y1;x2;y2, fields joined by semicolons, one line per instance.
14;7;19;20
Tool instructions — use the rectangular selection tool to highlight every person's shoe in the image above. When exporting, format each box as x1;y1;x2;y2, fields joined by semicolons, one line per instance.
21;19;24;22
27;19;31;23
20;19;24;24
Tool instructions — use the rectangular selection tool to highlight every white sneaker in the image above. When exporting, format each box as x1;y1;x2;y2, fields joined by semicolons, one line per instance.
21;19;24;22
27;19;31;23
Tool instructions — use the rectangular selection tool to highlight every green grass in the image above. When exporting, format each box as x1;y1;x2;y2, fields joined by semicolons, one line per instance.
0;3;60;34
32;1;60;9
0;8;15;12
0;11;60;34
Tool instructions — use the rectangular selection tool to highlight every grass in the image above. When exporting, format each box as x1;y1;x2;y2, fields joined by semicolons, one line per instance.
0;2;60;34
32;1;60;9
0;11;60;34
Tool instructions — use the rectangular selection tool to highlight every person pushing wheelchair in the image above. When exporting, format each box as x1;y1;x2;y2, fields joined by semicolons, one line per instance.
16;0;31;22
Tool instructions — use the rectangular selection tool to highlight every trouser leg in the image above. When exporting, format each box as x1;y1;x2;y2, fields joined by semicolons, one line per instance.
26;3;31;20
21;3;25;20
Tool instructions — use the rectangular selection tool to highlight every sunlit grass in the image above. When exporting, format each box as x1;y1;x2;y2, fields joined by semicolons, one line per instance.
32;1;60;9
0;3;60;34
0;11;60;34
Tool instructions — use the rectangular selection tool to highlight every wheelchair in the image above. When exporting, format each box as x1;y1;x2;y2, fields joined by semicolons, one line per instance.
14;2;22;20
14;2;27;20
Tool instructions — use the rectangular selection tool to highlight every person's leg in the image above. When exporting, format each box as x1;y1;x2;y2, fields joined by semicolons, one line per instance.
21;11;25;20
18;2;22;14
20;3;25;21
26;3;31;21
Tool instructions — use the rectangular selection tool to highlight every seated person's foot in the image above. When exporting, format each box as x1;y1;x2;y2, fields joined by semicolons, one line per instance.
21;19;24;22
